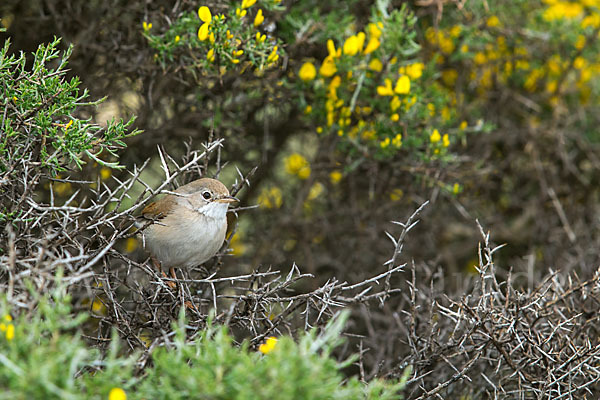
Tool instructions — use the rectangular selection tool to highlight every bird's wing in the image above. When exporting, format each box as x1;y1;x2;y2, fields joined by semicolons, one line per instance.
140;196;177;222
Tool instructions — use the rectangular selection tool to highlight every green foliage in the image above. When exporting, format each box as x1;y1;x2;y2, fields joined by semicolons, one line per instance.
0;292;408;400
0;37;139;177
0;289;135;400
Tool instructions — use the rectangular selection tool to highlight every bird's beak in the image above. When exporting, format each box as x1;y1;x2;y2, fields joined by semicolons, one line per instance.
217;195;239;204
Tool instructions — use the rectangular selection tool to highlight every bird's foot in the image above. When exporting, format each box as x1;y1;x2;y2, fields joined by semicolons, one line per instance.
152;257;177;289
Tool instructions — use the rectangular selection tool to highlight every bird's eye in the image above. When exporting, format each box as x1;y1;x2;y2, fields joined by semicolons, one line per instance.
202;191;212;200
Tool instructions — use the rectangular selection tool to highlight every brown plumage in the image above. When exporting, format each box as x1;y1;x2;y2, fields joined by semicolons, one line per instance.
139;178;237;270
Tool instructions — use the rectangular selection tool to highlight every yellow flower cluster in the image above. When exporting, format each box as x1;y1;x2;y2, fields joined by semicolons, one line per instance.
259;336;278;354
542;1;584;21
258;186;283;208
429;129;450;148
284;153;311;179
267;46;279;64
193;1;274;69
317;22;382;80
380;133;402;149
436;6;600;105
376;62;424;96
425;26;457;55
0;314;14;341
229;232;247;256
197;6;213;42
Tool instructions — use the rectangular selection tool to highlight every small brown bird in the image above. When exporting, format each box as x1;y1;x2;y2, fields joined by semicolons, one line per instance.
139;178;237;279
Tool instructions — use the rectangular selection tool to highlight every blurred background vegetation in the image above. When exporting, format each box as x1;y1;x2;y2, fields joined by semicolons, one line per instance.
4;0;600;281
3;0;600;397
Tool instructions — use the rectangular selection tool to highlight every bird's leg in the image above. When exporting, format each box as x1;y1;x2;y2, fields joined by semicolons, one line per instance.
169;267;181;291
151;256;163;275
151;257;176;289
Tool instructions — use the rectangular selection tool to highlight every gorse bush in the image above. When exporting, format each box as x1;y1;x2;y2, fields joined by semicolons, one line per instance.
294;5;463;163
145;0;284;77
0;30;412;398
0;36;139;225
0;37;138;177
0;291;409;400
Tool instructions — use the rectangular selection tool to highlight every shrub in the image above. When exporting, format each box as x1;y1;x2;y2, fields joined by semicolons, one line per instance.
0;292;409;399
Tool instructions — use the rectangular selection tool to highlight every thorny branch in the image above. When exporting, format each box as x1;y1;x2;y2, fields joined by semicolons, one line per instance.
0;139;417;364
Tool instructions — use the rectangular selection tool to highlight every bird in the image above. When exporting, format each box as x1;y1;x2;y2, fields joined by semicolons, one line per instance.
138;178;238;282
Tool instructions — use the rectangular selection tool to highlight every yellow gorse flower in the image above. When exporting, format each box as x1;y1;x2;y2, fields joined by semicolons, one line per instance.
299;62;317;82
142;21;152;32
197;6;212;42
198;6;212;22
442;133;450;147
376;78;394;96
390;96;401;112
108;388;127;400
5;324;14;341
242;0;257;9
198;23;209;41
258;186;283;209
368;22;383;39
125;238;138;253
404;62;424;79
430;129;441;143
285;153;311;179
1;315;14;341
487;15;501;27
267;46;279;64
326;39;341;58
343;34;363;56
330;170;342;184
394;75;410;94
363;38;380;54
254;9;264;27
207;48;215;62
256;32;266;43
100;167;111;180
228;232;247;257
259;337;278;354
307;182;324;201
390;188;403;201
368;58;383;72
319;57;337;77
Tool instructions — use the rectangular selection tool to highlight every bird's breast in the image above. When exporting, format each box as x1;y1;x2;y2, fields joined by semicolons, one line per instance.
143;209;227;268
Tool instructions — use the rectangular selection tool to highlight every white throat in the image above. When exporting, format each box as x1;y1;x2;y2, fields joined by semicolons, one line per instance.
196;201;229;220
